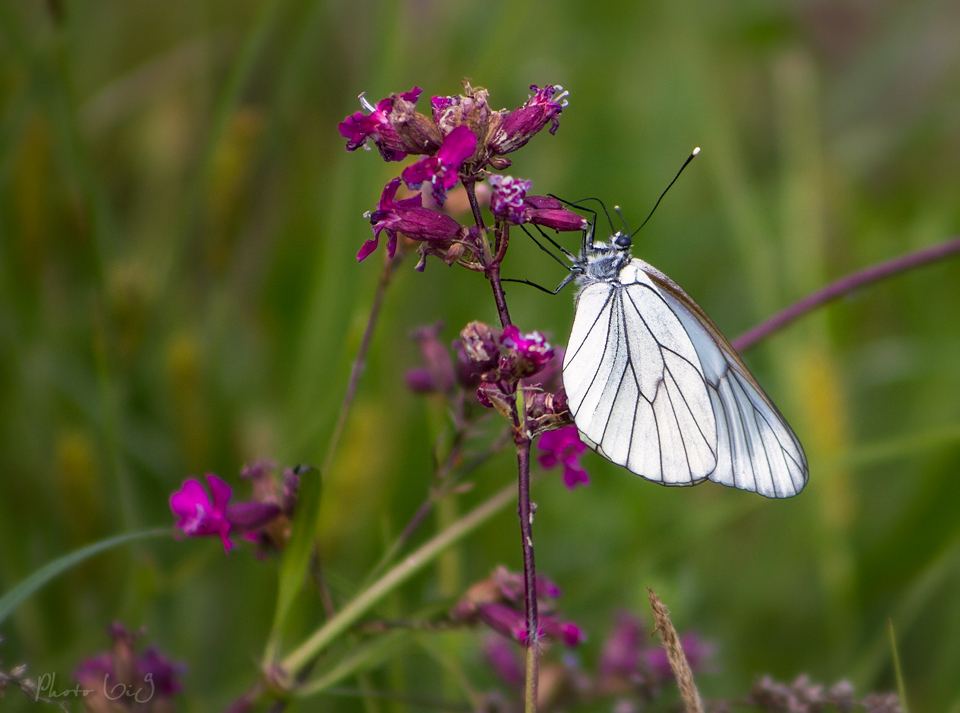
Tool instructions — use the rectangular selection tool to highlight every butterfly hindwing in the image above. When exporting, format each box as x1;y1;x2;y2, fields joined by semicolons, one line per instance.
641;261;808;498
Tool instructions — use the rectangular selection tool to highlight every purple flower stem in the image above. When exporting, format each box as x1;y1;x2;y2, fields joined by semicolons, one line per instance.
464;179;513;328
732;235;960;353
322;256;400;475
515;432;540;711
464;176;539;709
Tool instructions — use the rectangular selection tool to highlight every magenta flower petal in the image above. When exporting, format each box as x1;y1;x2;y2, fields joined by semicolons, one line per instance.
207;473;232;512
482;635;524;688
500;325;555;378
538;426;590;490
401;125;477;205
541;616;587;647
170;474;235;553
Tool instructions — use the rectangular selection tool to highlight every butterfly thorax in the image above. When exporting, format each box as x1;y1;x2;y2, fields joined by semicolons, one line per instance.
574;230;633;285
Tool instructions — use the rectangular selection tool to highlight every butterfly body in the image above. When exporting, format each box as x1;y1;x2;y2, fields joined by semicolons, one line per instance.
561;229;808;498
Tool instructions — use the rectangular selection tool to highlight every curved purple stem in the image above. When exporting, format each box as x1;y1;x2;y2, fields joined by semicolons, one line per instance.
732;236;960;353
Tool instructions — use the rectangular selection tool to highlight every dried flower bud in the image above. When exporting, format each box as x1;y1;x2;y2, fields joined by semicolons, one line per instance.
431;83;496;154
460;321;500;372
388;91;443;154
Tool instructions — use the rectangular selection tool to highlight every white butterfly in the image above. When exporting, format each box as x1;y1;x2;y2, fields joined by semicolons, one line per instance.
553;215;809;498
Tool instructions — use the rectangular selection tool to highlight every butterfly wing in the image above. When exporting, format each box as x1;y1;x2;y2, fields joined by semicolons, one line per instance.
562;267;719;486
638;260;809;498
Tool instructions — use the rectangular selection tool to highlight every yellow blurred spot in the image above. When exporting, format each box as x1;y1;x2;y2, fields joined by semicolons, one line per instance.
206;108;264;271
796;347;855;530
107;260;152;361
319;400;394;557
55;429;102;542
166;332;209;470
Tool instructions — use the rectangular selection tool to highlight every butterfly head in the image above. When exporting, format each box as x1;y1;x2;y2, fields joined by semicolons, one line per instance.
612;231;632;251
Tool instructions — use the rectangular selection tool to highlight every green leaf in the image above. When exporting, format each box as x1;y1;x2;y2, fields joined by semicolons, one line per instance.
0;528;168;625
265;464;323;660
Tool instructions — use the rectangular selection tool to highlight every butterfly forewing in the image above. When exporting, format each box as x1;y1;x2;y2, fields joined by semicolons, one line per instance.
563;263;719;486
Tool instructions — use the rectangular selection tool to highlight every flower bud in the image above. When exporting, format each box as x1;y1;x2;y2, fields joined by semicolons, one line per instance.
411;323;456;393
459;321;500;372
488;85;568;156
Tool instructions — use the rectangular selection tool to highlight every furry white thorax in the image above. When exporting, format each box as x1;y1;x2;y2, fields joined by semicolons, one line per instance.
574;231;635;286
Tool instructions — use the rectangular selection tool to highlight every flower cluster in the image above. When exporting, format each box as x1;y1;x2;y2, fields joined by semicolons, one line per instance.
339;83;585;267
405;321;575;436
748;675;901;713
450;566;585;648
73;623;185;713
478;610;714;712
169;462;301;555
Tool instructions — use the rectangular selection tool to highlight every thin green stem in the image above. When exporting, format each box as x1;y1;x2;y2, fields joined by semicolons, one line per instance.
323;256;399;474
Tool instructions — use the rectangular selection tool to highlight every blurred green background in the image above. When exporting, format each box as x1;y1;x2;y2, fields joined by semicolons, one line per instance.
2;0;960;710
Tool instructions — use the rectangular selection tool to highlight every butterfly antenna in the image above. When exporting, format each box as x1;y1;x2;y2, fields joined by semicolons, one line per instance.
614;205;630;233
631;147;700;238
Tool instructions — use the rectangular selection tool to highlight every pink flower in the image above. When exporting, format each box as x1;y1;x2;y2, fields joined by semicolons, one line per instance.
361;178;464;261
521;194;588;232
169;474;234;553
541;616;587;647
338;87;424;162
599;612;643;680
538;426;590;489
73;623;186;710
488;174;532;224
500;325;555;379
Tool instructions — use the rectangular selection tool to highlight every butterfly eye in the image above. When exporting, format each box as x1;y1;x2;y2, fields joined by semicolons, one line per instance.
613;232;631;250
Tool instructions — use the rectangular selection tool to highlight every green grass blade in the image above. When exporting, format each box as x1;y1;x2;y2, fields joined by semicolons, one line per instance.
294;630;412;697
889;619;909;713
265;464;323;661
0;528;169;625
